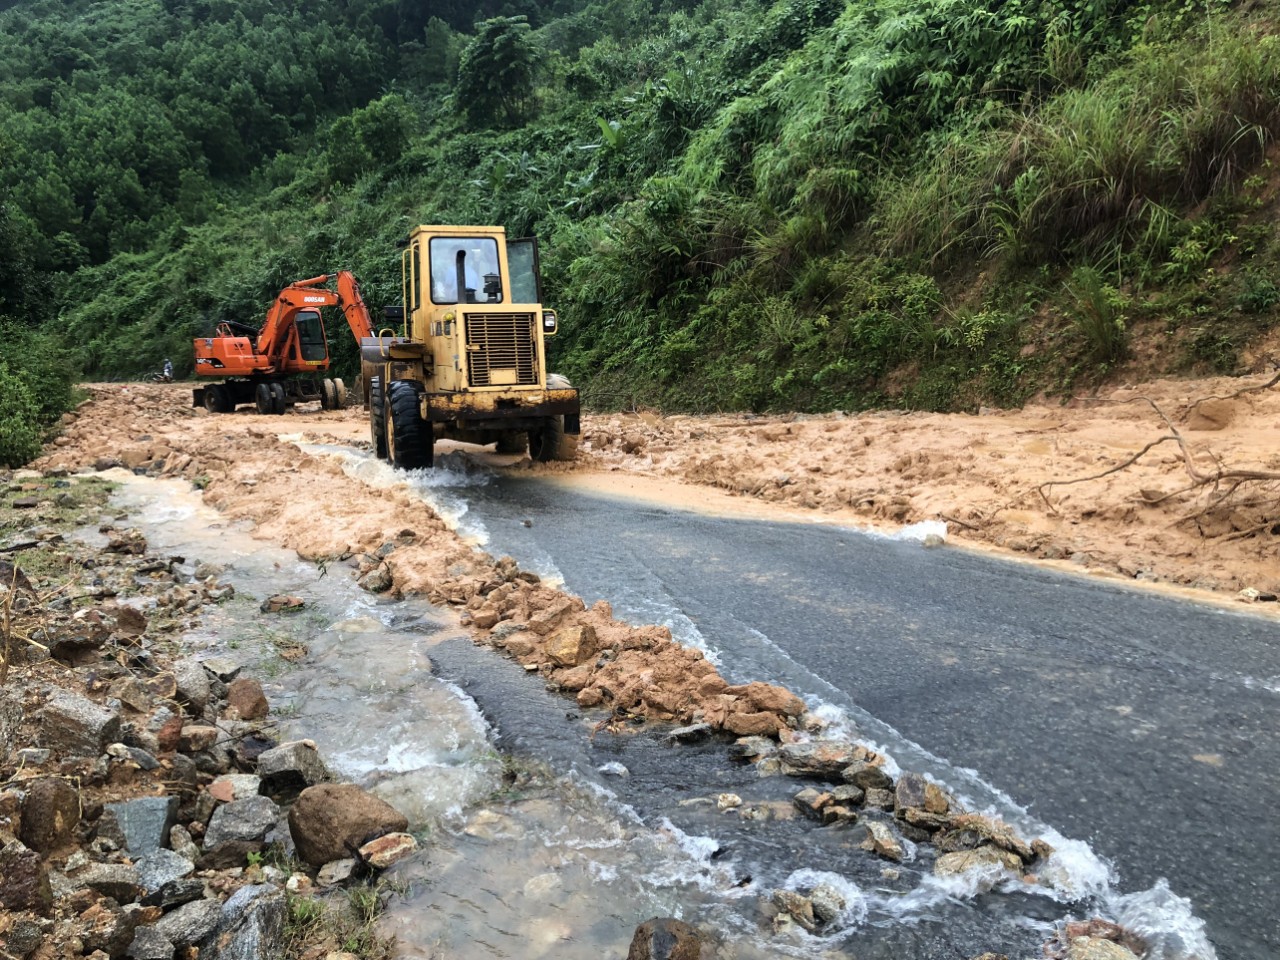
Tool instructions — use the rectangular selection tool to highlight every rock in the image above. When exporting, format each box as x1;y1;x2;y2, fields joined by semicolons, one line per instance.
1065;939;1141;960
78;899;138;958
5;917;43;957
260;594;305;613
200;657;241;682
809;883;846;926
830;784;864;806
316;858;357;886
722;710;782;737
179;725;219;752
663;723;711;743
894;772;951;816
0;840;52;911
841;760;893;791
107;677;154;713
173;660;211;712
207;884;287;960
145;875;205;910
115;606;147;638
778;741;865;779
136;848;194;895
144;673;178;702
210;774;262;802
545;625;598;667
724;681;806;717
936;813;1034;862
626;917;706;960
38;690;121;756
19;777;81;854
358;832;418;869
125;926;175;960
76;862;143;903
770;890;816;931
196;840;263;871
357;568;392;593
223;678;268;721
16;747;49;766
860;821;905;861
98;796;178;858
203;795;281;850
728;736;775;759
288;783;409;868
792;788;830;819
257;740;330;797
935;846;1023;877
863;787;895;810
153;897;221;949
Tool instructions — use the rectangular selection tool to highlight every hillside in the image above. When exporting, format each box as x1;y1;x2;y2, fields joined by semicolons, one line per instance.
1;0;1279;462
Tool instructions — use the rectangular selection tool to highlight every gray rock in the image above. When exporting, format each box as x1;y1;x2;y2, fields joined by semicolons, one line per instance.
357;567;393;593
173;659;211;712
126;925;175;960
76;861;142;903
15;748;49;766
809;883;846;926
209;884;286;960
169;824;200;863
662;723;711;743
841;760;893;791
316;858;357;886
626;917;706;960
256;740;329;797
0;690;21;768
99;796;178;858
136;848;194;894
210;773;262;801
778;741;864;779
37;690;121;756
0;841;52;911
203;795;280;850
144;876;206;910
201;656;241;682
153;897;221;948
4;917;44;957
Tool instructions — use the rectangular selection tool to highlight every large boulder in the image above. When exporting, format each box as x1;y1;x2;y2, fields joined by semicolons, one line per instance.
288;784;408;868
153;898;221;949
223;678;269;721
37;690;121;756
777;741;865;779
626;917;706;960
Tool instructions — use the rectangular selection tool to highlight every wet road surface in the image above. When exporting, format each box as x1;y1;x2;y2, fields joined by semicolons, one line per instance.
453;474;1280;960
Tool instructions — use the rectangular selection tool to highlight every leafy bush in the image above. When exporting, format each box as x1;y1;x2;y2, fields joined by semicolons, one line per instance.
0;360;42;467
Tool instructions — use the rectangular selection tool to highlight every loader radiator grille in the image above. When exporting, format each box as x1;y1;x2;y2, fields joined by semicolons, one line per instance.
464;312;539;387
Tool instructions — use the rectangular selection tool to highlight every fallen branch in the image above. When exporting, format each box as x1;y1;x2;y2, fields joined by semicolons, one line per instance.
1183;370;1280;420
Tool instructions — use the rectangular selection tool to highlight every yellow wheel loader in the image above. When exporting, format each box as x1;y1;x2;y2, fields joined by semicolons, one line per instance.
362;225;580;470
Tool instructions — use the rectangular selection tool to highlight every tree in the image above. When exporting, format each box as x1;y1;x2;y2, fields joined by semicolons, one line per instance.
454;16;538;128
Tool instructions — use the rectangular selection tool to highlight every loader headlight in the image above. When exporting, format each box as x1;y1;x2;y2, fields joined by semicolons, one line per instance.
542;310;559;336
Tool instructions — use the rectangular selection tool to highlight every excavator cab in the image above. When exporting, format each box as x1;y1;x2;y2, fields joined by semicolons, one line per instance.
295;311;328;363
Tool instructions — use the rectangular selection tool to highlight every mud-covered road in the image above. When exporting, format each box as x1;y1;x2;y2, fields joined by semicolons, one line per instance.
32;380;1280;959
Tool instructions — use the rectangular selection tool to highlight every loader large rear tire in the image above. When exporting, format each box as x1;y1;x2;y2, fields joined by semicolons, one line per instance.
386;380;432;470
369;376;388;459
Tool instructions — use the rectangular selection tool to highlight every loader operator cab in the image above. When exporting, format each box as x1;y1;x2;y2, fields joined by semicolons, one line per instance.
430;237;502;304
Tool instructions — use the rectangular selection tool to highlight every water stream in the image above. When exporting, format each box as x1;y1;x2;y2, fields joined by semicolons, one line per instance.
91;463;1220;960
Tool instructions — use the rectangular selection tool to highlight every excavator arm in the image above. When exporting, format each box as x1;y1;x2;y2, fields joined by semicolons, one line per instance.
335;270;377;343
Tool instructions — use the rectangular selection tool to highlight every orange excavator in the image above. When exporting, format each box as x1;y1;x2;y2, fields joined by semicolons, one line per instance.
191;271;377;415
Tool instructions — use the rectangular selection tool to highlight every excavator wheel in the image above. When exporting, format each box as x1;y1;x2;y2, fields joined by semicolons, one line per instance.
269;382;286;415
369;377;388;459
254;383;273;415
332;378;347;409
203;385;230;414
320;379;337;411
386;380;432;471
529;416;578;462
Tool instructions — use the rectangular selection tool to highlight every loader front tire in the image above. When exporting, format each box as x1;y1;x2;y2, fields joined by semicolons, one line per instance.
368;376;388;459
529;416;577;462
386;380;432;470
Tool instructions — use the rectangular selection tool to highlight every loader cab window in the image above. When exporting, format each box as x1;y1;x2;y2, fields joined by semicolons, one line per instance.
507;238;541;304
429;237;503;305
295;311;327;362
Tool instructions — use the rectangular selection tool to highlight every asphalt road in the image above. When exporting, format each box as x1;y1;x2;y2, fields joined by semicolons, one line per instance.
455;475;1280;960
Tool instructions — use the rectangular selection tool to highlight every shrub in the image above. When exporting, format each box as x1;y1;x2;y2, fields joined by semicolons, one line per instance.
0;360;42;467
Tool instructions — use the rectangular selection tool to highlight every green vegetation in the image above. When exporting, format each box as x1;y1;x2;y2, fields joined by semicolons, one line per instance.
0;0;1276;435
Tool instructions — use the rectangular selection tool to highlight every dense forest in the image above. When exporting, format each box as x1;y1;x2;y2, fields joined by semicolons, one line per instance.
2;0;1280;463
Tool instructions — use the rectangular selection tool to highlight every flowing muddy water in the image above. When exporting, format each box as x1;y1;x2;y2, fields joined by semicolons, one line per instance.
88;463;1223;959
